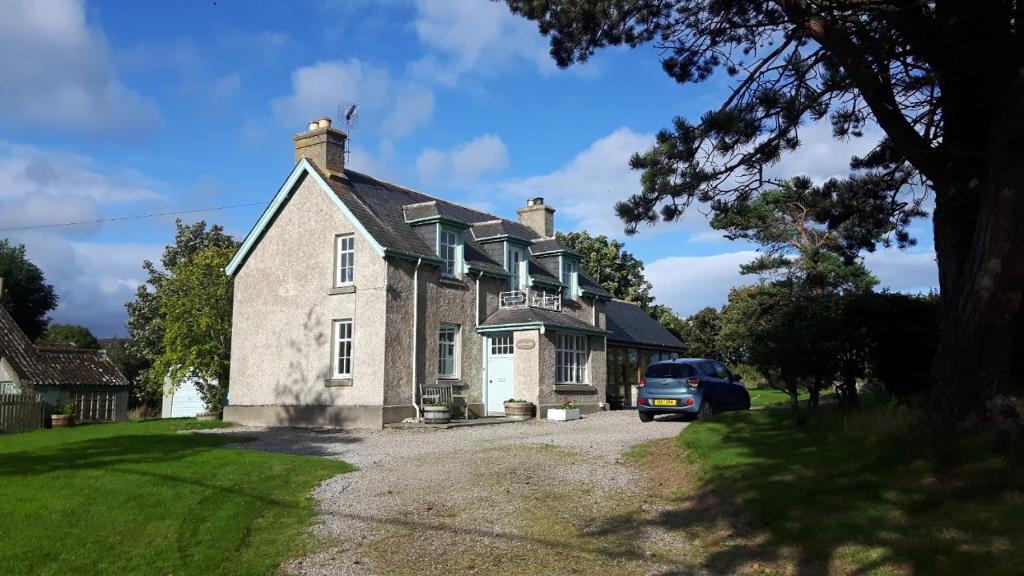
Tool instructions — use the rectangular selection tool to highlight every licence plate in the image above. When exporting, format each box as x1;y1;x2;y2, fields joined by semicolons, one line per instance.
652;399;678;406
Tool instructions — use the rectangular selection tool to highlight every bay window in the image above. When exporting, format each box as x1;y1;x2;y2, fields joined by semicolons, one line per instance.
556;333;589;384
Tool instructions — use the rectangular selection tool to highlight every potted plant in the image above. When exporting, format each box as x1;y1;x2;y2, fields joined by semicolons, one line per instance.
503;399;535;420
547;398;580;421
51;402;77;428
422;400;452;424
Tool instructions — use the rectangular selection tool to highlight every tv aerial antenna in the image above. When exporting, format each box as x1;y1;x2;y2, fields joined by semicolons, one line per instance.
337;102;359;164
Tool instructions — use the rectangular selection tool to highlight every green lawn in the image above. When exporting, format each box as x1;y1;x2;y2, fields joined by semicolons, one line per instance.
746;387;798;407
0;419;352;576
672;401;1024;575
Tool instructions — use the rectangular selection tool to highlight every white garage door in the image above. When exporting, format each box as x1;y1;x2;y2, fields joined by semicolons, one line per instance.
169;380;205;418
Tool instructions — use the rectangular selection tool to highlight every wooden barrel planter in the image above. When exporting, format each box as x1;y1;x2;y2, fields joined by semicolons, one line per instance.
422;405;451;424
50;415;75;428
503;401;535;421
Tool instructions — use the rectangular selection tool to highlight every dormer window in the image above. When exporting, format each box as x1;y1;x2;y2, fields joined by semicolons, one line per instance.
439;227;461;277
561;257;578;300
506;243;527;290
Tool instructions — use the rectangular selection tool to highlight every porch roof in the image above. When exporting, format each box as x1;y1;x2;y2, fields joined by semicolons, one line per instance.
477;307;609;335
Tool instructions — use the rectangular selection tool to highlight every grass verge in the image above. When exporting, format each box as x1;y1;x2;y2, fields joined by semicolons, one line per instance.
0;419;352;576
654;399;1024;575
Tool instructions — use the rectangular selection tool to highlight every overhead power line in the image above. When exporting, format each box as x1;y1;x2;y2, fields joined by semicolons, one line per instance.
0;202;265;232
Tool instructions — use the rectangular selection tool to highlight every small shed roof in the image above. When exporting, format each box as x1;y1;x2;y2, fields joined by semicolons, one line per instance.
0;307;127;387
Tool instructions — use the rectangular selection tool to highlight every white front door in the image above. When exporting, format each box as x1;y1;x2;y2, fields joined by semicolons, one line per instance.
486;334;515;414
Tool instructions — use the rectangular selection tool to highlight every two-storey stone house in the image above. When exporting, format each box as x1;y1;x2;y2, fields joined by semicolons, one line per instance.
225;117;619;428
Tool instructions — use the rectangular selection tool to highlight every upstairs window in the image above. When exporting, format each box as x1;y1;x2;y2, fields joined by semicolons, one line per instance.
507;244;526;290
439;227;460;277
335;234;354;286
561;258;578;299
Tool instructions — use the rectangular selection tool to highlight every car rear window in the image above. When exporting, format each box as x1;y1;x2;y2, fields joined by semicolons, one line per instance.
645;364;672;378
645;363;695;378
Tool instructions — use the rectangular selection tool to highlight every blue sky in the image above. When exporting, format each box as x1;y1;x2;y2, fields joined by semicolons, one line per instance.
0;0;938;337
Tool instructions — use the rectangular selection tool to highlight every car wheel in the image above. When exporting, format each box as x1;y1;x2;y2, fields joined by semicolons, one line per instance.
638;411;654;423
697;399;715;420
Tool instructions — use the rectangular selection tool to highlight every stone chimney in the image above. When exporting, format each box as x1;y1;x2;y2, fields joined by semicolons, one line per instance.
293;116;347;176
517;197;556;238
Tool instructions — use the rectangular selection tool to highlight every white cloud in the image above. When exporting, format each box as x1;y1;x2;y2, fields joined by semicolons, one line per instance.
0;141;165;231
272;59;391;125
381;84;435;138
647;251;760;316
0;142;168;336
10;233;160;337
417;134;509;187
863;249;938;293
496;128;667;236
0;0;158;136
272;58;435;140
767;120;884;184
411;0;556;85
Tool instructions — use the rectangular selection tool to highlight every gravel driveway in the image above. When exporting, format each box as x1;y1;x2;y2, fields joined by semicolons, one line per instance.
215;411;691;576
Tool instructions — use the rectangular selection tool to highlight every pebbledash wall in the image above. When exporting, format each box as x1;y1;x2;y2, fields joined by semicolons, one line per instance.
226;172;390;428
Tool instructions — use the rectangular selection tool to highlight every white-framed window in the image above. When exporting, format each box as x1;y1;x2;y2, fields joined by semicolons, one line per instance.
490;334;514;356
438;324;460;378
335;234;355;286
507;244;525;290
332;319;353;378
556;333;589;384
439;228;460;277
561;258;578;300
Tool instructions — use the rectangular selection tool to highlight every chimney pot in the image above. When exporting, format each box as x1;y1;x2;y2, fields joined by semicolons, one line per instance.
517;198;556;238
294;117;347;176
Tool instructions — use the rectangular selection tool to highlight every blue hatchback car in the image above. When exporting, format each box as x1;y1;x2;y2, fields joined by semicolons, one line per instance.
636;358;751;422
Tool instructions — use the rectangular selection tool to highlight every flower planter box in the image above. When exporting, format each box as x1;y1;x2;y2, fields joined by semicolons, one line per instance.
50;415;75;428
422;405;451;425
503;401;535;421
196;411;222;421
547;408;580;421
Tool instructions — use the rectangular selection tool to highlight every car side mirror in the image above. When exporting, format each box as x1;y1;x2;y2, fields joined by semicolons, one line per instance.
732;374;743;382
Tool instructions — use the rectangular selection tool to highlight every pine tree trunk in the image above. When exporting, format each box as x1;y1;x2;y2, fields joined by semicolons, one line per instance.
930;72;1024;425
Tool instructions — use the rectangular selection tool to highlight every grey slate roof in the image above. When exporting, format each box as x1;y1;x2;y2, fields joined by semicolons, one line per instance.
0;307;128;387
305;164;610;294
480;307;608;334
530;238;579;256
605;300;687;351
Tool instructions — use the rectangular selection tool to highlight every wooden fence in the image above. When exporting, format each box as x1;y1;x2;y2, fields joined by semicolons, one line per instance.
70;390;128;423
0;391;45;434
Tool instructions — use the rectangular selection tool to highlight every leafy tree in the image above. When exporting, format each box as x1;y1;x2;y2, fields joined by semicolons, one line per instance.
677;307;724;360
39;324;100;349
103;339;150;405
648;304;686;339
557;231;655;309
152;245;235;412
125;220;237;405
711;177;880;294
721;283;843;423
848;291;941;400
505;1;1023;423
0;239;57;340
